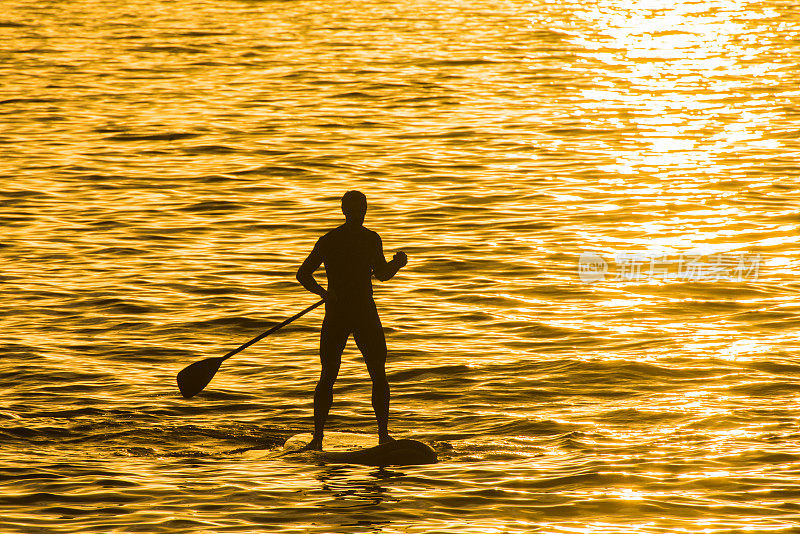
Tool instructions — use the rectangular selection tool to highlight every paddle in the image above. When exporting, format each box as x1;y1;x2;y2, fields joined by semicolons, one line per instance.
177;299;324;398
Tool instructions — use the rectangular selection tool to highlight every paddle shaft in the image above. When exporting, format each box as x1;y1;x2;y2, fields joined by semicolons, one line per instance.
220;299;324;362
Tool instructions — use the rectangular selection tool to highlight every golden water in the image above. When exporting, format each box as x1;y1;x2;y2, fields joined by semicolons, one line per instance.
2;0;799;532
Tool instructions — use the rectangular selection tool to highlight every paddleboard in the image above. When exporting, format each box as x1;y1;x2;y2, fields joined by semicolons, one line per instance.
281;432;437;466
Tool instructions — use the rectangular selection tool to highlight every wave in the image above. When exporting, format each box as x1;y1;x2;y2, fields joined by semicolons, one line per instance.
179;200;246;212
105;132;201;141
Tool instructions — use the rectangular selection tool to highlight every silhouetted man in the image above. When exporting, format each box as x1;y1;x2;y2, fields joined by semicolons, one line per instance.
296;190;407;450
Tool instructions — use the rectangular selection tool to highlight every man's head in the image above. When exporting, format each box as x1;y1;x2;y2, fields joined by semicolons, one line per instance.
341;190;367;225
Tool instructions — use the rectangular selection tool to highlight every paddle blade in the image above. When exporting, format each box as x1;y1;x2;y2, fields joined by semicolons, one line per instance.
177;357;224;398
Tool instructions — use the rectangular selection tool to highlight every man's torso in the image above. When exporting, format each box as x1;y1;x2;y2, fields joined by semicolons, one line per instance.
317;224;380;304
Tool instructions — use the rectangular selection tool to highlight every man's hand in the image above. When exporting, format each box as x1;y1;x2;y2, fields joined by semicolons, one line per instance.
393;251;408;268
374;248;407;282
322;288;337;305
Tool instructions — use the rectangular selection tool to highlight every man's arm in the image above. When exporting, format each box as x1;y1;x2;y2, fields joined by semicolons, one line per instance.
296;241;327;298
372;235;407;282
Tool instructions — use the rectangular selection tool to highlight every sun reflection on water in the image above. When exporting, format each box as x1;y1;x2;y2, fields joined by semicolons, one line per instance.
565;0;790;186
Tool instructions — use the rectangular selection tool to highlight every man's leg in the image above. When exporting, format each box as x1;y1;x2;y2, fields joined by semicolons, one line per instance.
307;314;349;450
353;302;392;444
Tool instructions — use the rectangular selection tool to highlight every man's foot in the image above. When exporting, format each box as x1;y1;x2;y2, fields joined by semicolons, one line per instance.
378;434;395;445
300;436;323;451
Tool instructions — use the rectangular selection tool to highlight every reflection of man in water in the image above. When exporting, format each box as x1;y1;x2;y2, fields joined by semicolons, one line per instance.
296;190;407;450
